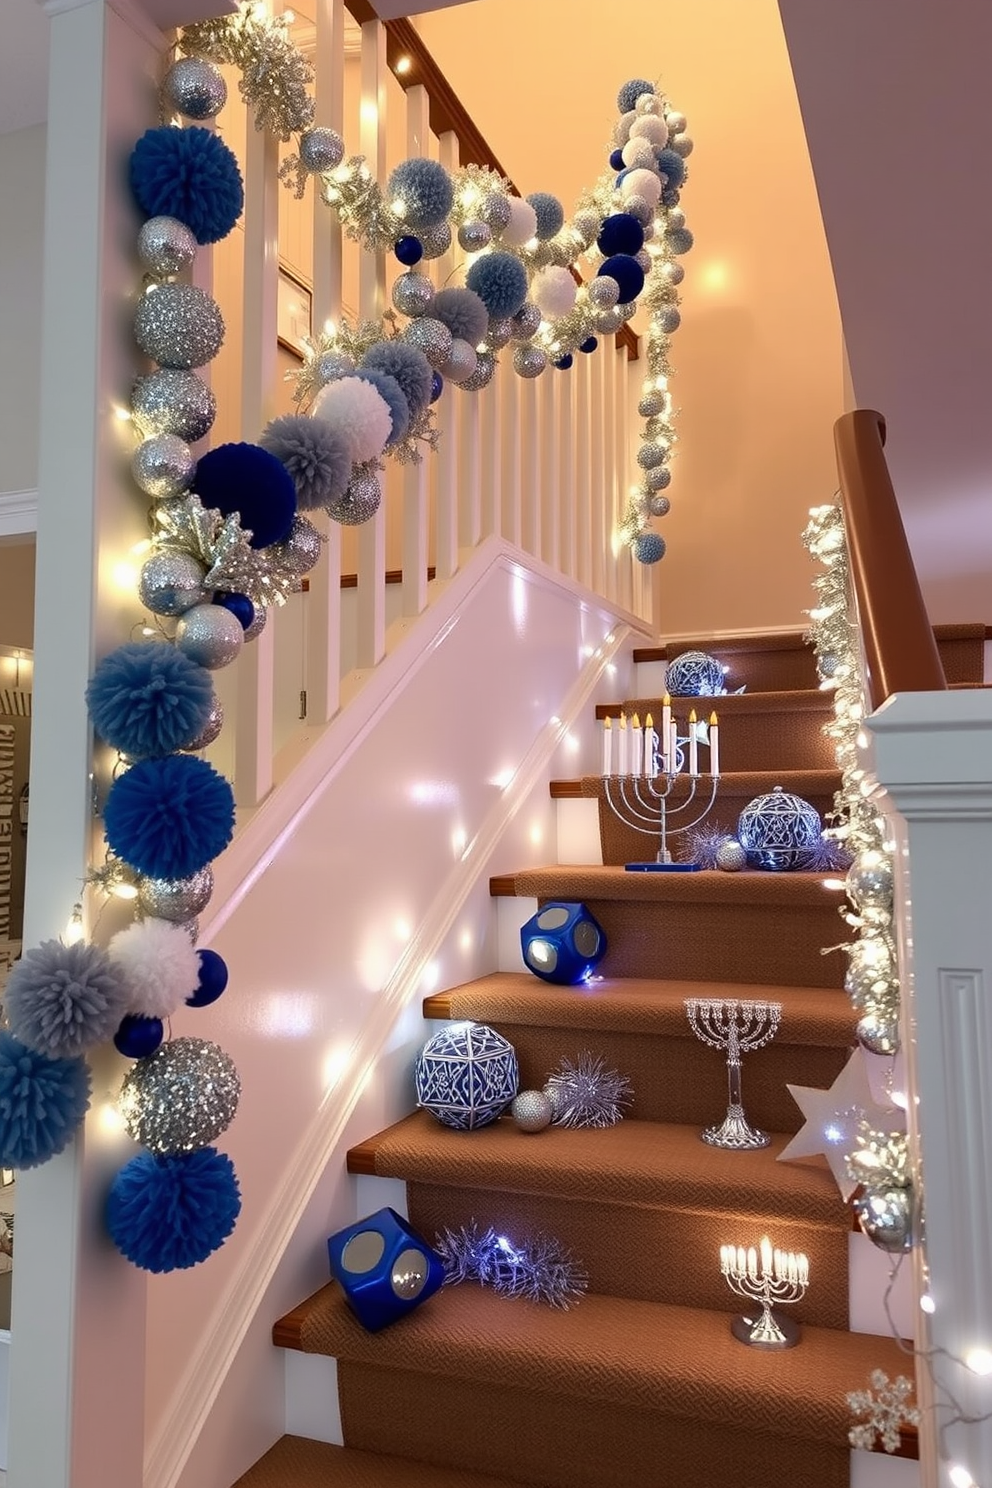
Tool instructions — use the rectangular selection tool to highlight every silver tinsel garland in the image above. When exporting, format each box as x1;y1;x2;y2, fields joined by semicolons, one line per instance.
545;1053;633;1129
155;493;298;607
434;1221;588;1309
179;4;315;142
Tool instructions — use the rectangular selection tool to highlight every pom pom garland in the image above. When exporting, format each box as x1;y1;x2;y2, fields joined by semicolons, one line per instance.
106;1146;241;1273
4;941;130;1059
360;340;434;418
355;369;410;445
526;192;564;241
260;414;352;510
0;1032;91;1169
386;158;453;230
428;287;489;349
499;196;538;248
531;267;577;318
617;78;655;112
130;126;244;246
108;918;202;1020
104;753;235;880
466;252;528;319
193;442;297;548
597;213;645;258
311;375;393;463
620;168;661;205
87;642;215;758
598;254;645;303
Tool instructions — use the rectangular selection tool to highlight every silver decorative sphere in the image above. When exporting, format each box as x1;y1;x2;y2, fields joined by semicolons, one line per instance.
511;1090;553;1133
818;652;839;679
634;248;652;273
638;389;665;418
268;514;322;576
314;351;355;386
131;369;216;441
138;866;215;921
666;263;685;286
326;467;381;526
856;1010;900;1057
299;127;345;174
480;192;511;233
513;344;547;379
589;277;620;310
594;308;625;335
458;220;492;253
175;603;244;670
418;221;452;260
657;305;681;334
162;58;227;120
459;350;496;392
137;216;198;278
852;1185;913;1253
403;316;453;370
511;302;542;339
667;206;686;230
572;209;601;245
666;111;687;134
181;694;224;750
391;272;434;319
623;196;652;227
637;442;666;470
671;134;694;158
441;338;478;384
618;301;637;322
647;494;671;517
243;603;268;643
715;839;747;872
118;1037;241;1154
484;317;514;350
847;850;893;909
134;283;225;370
138;551;208;617
132;434;195;499
645;465;672;492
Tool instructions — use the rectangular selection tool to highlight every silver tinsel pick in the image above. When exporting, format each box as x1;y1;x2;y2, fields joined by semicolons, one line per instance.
847;1370;918;1453
155;493;295;608
545;1053;633;1129
180;4;315;142
434;1222;587;1310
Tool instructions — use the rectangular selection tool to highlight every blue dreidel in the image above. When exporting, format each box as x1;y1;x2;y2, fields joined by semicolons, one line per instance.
520;901;607;984
328;1206;445;1332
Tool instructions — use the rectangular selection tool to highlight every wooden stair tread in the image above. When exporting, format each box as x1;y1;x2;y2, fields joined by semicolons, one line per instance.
275;1282;916;1454
632;620;989;664
490;865;842;905
232;1436;531;1488
551;767;841;798
423;972;853;1045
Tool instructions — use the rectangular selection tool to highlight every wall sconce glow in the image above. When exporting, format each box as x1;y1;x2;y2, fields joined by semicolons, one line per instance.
421;962;441;992
489;768;514;790
113;405;132;423
529;823;543;847
360;100;378;127
511;571;528;637
112;559;140;593
394;54;412;74
700;260;729;293
565;732;580;753
451;826;467;856
409;780;459;807
459;928;472;952
394;918;412;943
259;994;318;1039
965;1347;992;1376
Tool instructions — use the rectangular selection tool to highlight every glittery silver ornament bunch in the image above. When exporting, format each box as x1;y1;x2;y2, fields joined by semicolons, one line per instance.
544;1053;633;1129
118;1037;241;1153
137;867;214;921
434;1221;587;1309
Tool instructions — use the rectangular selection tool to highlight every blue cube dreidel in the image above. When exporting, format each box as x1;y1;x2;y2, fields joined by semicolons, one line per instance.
520;901;607;985
328;1207;445;1332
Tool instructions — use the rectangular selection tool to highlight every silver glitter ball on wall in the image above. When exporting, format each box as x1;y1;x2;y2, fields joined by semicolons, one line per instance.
181;694;224;751
138;866;215;921
418;221;452;260
511;1090;553;1133
162;58;228;120
137;216;198;278
131;369;217;441
326;467;381;526
314;351;355;386
299;127;345;174
511;302;542;339
715;839;747;872
268;515;322;576
638;389;665;418
484;317;514;350
589;277;620;310
459;350;496;392
647;494;671;517
594;308;624;335
645;465;672;492
118;1037;241;1154
481;192;511;233
657;305;681;334
175;603;245;670
391;272;434;319
132;434;195;499
458;220;492;253
403;316;453;370
852;1185;913;1253
138;551;209;616
637;442;666;470
513;345;547;379
856;1010;900;1057
441;338;478;384
134;284;225;370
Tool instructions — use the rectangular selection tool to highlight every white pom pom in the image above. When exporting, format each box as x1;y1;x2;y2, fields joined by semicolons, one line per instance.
621;137;656;171
635;94;662;116
629;115;669;149
613;110;637;146
108;919;200;1020
621;168;662;206
500;196;539;247
532;267;577;318
311;375;392;463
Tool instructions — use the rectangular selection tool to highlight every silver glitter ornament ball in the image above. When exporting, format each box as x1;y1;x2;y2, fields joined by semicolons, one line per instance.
588;277;620;310
138;866;215;922
481;192;511;233
618;301;637;322
132;434;196;499
671;134;694;158
137;216;198;278
572;209;601;246
459;350;496;392
668;207;686;230
594;308;624;335
181;694;224;751
511;302;542;340
243;604;268;643
666;263;685;286
513;345;547;379
268;515;323;577
715;839;747;872
637;441;667;470
458;221;492;254
403;316;453;371
847;850;893;909
441;338;478;385
118;1037;241;1154
418;221;452;260
175;603;245;670
326;468;381;526
852;1185;913;1254
638;389;665;418
138;551;208;617
856;1010;900;1057
484;317;514;350
391;272;434;319
645;464;672;493
299;126;345;174
131;369;217;442
162;58;227;121
134;283;225;370
511;1090;553;1133
634;248;652;274
647;494;671;517
657;305;681;334
666;110;688;134
314;351;355;387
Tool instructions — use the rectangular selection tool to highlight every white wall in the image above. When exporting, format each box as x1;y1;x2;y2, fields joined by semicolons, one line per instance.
0;125;44;498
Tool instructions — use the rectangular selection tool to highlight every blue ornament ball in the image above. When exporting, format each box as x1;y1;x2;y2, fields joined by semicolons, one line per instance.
580;336;598;354
130;126;244;246
107;1145;242;1273
394;235;423;266
526;192;564;241
86;641;214;758
386;159;453;230
597;213;645;258
655;148;687;188
665;650;725;695
187;948;229;1008
0;1032;91;1169
213;592;255;632
104;753;235;880
415;1021;518;1130
430;371;444;403
598;254;645;303
609;149;625;171
737;787;823;871
618;78;654;113
466;252;528;319
193;442;297;549
635;532;666;564
555;354;574;370
114;1014;165;1059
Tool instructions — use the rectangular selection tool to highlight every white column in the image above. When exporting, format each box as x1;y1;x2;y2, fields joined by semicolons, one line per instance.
479;356;502;540
558;361;576;579
575;354;593;589
867;687;992;1488
401;84;431;618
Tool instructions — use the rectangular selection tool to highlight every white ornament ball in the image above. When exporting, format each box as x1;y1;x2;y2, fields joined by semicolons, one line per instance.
175;603;244;670
500;196;538;248
532;266;577;318
511;1090;553;1133
666;111;688;135
613;110;638;146
108;917;201;1019
672;134;694;158
311;375;393;462
441;338;478;385
621;168;662;206
621;137;657;171
635;94;663;116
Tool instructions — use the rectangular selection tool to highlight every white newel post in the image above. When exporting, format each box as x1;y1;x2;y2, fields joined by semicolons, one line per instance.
867;687;992;1488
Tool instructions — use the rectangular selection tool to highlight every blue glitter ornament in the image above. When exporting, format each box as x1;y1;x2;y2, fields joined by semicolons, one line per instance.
526;192;564;240
466;252;528;319
114;1014;165;1059
415;1021;518;1130
193;442;297;549
0;1032;91;1169
665;651;726;695
598;254;644;303
104;754;235;880
597;213;645;258
394;235;423;266
213;593;254;632
737;786;823;871
635;532;666;564
130;127;244;246
386;159;453;230
86;642;214;758
187;948;229;1008
580;337;598;354
107;1146;241;1273
618;79;654;112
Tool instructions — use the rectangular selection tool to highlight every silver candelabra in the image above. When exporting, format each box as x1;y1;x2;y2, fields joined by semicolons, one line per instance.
600;710;720;869
720;1237;808;1349
684;998;781;1149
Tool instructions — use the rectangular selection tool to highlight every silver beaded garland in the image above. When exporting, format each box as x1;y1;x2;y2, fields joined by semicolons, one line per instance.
457;221;492;253
637;442;666;470
645;464;672;492
118;1037;240;1154
441;338;478;385
484;317;514;350
647;494;671;517
131;369;216;441
459;350;496;392
138;866;215;922
418;221;452;259
715;839;747;872
511;302;542;339
511;1090;553;1133
513;344;547;379
138;551;208;616
162;58;227;120
267;515;322;576
298;126;345;174
134;284;225;370
175;603;245;670
131;434;195;499
314;351;355;386
326;467;381;525
480;192;511;233
181;694;224;751
638;389;665;418
403;316;453;370
391;272;434;319
137;216;198;278
588;277;620;310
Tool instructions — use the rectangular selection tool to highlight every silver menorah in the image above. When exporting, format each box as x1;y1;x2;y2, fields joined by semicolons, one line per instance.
684;998;782;1148
720;1238;809;1349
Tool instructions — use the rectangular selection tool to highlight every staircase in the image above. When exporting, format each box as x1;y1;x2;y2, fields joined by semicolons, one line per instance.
232;624;988;1488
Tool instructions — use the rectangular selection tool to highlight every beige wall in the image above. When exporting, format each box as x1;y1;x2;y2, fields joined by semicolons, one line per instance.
0;539;35;651
0;124;45;496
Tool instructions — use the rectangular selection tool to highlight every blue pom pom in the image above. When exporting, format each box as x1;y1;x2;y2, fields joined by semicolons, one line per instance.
130;127;243;246
386;159;453;230
355;370;410;446
635;532;666;564
430;372;443;403
655;148;687;188
429;287;489;349
617;79;654;113
0;1032;91;1169
114;1015;164;1059
609;149;625;171
665;226;694;256
598;254;645;303
580;337;598;354
597;213;645;258
526;192;564;241
193;442;297;549
394;235;423;266
187;949;229;1008
213;592;254;631
662;186;681;208
466;252;528;319
360;341;434;418
86;642;214;758
104;754;235;880
107;1146;241;1273
554;354;573;370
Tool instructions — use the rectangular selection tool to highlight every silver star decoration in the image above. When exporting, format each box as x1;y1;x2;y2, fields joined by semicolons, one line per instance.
777;1046;903;1201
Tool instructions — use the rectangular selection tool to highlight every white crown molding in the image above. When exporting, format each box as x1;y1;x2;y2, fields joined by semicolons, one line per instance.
0;492;37;538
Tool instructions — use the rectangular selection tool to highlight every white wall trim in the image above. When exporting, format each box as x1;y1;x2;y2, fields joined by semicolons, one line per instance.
0;492;37;538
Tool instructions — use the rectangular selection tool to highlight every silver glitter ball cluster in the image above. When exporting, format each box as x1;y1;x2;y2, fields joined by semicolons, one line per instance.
588;277;620;310
175;603;244;670
118;1036;241;1154
404;316;453;370
594;308;624;335
268;515;322;576
484;317;514;350
315;351;355;386
392;272;434;319
131;369;216;441
852;1186;912;1253
847;851;893;908
856;1010;900;1057
511;1090;553;1133
139;551;208;616
715;840;747;872
481;192;511;233
138;216;198;278
666;262;685;286
513;345;547;379
162;58;227;120
441;338;478;384
134;284;225;370
458;221;492;253
637;442;667;470
138;867;215;921
657;306;681;334
459;350;496;392
132;434;195;499
645;465;672;492
418;221;452;260
299;127;345;174
624;196;652;227
181;694;224;751
512;302;542;339
326;468;381;526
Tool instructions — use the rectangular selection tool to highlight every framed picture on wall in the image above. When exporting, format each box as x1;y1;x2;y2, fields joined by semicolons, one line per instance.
277;267;313;359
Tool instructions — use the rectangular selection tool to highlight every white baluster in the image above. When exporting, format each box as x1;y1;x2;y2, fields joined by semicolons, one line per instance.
559;358;576;579
540;371;560;570
401;83;431;617
434;130;460;579
501;357;522;546
616;340;634;613
575;352;593;588
602;333;617;603
590;339;606;597
520;376;540;558
480;351;502;539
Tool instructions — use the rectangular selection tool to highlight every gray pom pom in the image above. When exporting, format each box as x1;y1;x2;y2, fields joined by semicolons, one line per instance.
429;287;489;349
5;940;129;1058
260;414;352;511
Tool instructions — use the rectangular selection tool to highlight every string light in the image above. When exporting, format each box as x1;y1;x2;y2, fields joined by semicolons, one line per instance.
64;904;85;946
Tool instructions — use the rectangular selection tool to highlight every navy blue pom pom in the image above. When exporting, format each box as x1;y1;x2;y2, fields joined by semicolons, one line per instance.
193;442;297;548
394;236;423;266
430;372;443;403
107;1146;241;1273
580;337;598;354
655;148;687;188
617;79;654;113
130;127;244;246
466;252;528;319
597;213;645;258
114;1015;165;1059
86;642;214;758
187;949;229;1009
598;254;645;303
0;1031;91;1169
213;592;254;631
609;149;625;171
554;355;573;370
526;192;564;241
104;754;235;880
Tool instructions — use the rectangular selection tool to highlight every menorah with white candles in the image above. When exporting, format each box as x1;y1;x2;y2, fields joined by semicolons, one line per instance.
600;693;720;870
720;1235;809;1349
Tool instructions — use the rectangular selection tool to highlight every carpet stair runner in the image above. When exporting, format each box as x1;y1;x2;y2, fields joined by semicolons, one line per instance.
241;622;987;1488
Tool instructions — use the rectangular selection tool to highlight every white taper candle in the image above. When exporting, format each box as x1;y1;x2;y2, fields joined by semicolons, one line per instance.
602;716;613;776
709;711;720;776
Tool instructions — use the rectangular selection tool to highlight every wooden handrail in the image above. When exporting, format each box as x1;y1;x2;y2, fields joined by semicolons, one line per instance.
833;410;946;708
